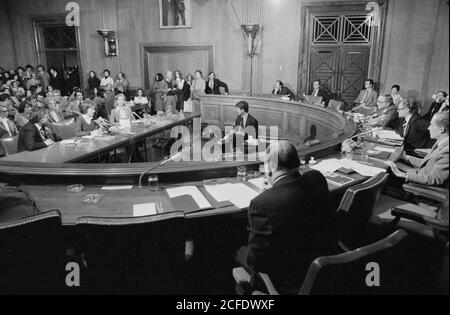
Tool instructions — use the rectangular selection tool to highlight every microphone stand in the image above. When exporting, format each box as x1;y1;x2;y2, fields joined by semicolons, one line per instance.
138;152;182;189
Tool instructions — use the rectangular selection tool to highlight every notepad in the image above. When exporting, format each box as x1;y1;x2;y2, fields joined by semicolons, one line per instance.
248;177;267;191
133;203;157;217
325;173;354;186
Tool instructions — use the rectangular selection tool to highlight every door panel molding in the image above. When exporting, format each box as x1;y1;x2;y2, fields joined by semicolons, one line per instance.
298;1;388;98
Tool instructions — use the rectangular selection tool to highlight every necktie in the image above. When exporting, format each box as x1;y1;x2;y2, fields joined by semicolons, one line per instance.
313;89;319;97
209;80;214;90
362;90;369;103
40;129;46;141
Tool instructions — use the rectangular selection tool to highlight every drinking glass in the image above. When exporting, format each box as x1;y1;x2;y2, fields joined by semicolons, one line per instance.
148;175;159;192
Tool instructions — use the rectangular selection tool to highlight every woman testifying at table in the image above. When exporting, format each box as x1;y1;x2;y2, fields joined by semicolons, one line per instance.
75;102;100;136
109;93;135;124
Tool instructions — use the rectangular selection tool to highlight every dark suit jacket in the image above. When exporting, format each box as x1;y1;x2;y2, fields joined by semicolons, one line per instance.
205;79;229;95
422;101;444;122
17;122;47;152
235;113;258;139
242;170;337;289
307;88;330;106
50;74;65;92
399;113;433;152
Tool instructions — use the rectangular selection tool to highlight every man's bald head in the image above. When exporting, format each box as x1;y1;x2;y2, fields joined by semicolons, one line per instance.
266;140;300;172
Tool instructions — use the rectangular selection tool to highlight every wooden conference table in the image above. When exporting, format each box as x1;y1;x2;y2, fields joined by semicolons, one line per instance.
19;139;402;225
0;112;199;164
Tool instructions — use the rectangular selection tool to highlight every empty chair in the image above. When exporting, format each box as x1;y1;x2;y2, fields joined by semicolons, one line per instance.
336;172;390;250
50;118;76;140
0;210;64;294
76;211;186;294
252;230;434;295
0;136;19;156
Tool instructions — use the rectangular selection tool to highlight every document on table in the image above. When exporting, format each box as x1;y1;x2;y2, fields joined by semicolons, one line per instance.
60;139;78;145
374;146;396;153
311;158;386;177
204;183;259;208
339;158;386;177
101;185;133;191
248;177;266;190
166;186;212;209
310;158;343;174
133;203;157;217
372;130;404;141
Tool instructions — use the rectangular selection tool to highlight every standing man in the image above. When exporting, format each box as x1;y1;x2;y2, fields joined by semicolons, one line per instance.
36;65;50;90
49;68;66;95
235;141;337;294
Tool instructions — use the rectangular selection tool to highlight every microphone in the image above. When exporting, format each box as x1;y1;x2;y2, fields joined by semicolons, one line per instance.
350;127;383;139
132;111;143;120
138;151;183;189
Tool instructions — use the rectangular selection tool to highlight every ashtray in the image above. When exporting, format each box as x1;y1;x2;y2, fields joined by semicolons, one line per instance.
84;194;103;204
66;184;85;193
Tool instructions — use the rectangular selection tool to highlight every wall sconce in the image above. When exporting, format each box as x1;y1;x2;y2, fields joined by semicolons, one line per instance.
241;24;262;57
241;24;262;96
97;29;118;57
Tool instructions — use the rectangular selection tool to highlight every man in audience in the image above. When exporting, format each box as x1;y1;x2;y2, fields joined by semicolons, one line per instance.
423;91;448;122
100;69;114;89
234;100;259;139
235;141;336;294
350;79;378;114
49;67;65;94
26;72;40;90
36;65;50;90
17;109;54;152
397;98;433;152
272;80;295;100
306;79;329;107
0;105;19;139
387;111;449;186
205;72;229;95
369;94;399;128
65;90;84;115
163;71;177;111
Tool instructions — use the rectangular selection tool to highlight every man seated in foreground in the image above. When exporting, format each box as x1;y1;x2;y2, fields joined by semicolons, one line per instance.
387;111;449;187
368;94;399;129
235;141;337;294
17;109;55;152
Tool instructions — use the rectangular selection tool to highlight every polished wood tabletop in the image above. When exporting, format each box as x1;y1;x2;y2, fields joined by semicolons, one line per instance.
18;139;402;225
0;113;199;164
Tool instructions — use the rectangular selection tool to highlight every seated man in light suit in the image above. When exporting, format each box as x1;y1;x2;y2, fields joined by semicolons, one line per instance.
346;79;378;115
368;94;399;129
0;105;19;139
235;141;337;294
387;111;449;187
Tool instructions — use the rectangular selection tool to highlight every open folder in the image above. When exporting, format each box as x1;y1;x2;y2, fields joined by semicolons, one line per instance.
166;186;213;213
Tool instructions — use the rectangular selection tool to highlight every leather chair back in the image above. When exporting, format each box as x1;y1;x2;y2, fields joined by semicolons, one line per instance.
0;210;63;294
50;118;76;140
76;211;186;294
0;136;19;156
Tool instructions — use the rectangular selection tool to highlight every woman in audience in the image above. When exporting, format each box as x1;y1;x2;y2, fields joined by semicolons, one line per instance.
391;84;403;106
15;101;33;129
47;100;65;123
26;73;40;90
174;70;185;111
16;67;25;83
75;102;99;136
191;70;205;113
110;93;135;124
115;72;129;97
184;73;194;101
133;88;150;113
46;85;54;97
87;71;101;93
152;73;165;113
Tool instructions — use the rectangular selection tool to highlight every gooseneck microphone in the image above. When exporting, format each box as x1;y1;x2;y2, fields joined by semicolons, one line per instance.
138;151;183;189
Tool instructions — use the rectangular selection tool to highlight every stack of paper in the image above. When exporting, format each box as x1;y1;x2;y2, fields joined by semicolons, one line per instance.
205;183;259;208
311;158;386;177
373;130;404;141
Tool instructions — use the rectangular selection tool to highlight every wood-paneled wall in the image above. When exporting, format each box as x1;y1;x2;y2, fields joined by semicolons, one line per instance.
1;0;448;107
